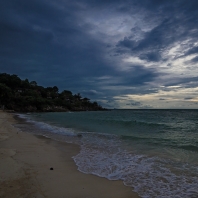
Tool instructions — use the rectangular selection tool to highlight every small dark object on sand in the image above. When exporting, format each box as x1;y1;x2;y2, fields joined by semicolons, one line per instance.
77;134;82;138
50;167;54;170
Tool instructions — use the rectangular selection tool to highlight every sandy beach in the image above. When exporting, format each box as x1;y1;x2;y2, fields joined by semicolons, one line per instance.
0;111;140;198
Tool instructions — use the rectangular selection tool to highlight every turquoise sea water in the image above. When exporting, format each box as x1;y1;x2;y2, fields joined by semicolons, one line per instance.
15;110;198;198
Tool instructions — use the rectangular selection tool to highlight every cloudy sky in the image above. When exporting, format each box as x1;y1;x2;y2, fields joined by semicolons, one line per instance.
1;0;198;109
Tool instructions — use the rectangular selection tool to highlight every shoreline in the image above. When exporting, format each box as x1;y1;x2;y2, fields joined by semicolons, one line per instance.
0;110;140;198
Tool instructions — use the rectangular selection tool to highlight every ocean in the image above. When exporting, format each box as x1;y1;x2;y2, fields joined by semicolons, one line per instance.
14;109;198;198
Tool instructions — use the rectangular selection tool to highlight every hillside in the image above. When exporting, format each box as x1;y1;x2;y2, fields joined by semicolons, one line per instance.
0;73;105;112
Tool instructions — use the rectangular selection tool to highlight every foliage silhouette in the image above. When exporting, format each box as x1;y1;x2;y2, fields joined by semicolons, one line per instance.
0;73;105;112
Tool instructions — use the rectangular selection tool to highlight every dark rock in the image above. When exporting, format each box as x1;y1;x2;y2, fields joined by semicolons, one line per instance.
50;167;54;170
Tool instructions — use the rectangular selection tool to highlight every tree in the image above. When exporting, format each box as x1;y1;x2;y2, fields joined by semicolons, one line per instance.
0;72;105;112
21;79;30;89
0;83;13;106
59;90;73;100
74;93;82;100
52;86;59;93
0;73;21;89
30;81;37;87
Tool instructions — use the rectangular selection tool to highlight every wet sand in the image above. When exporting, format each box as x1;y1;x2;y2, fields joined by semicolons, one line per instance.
0;110;140;198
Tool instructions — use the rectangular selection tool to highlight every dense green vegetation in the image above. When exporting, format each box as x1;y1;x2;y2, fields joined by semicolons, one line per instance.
0;73;105;112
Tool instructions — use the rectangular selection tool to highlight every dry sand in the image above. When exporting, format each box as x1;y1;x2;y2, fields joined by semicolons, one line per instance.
0;110;140;198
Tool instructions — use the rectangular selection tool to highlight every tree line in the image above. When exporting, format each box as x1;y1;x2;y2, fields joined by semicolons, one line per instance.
0;73;105;112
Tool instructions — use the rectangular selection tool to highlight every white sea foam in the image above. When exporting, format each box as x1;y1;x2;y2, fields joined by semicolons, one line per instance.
16;113;76;137
73;138;198;198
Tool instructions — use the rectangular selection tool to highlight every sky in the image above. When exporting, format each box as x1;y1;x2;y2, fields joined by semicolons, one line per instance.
1;0;198;109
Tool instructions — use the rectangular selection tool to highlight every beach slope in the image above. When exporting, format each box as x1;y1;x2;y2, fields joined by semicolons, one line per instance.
0;111;139;198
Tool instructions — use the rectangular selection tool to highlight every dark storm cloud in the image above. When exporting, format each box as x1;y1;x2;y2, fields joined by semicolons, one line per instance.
127;101;141;106
0;0;160;96
139;52;161;62
0;0;198;108
163;76;198;88
185;47;198;56
115;0;198;62
117;37;136;50
81;90;103;98
116;17;196;61
190;56;198;63
0;0;115;89
120;65;158;86
184;97;194;100
94;65;158;87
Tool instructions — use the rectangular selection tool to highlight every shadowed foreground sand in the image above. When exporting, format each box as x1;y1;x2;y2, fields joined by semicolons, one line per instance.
0;111;140;198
